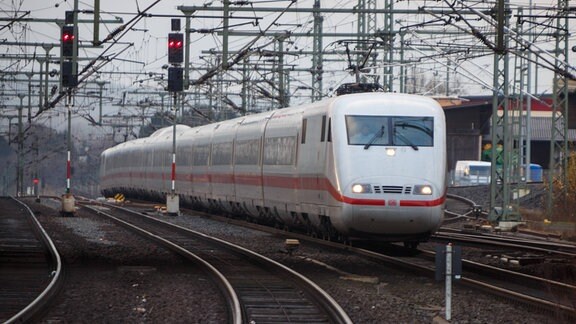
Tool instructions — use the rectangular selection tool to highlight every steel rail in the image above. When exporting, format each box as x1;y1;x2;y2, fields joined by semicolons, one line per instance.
346;244;576;320
83;204;242;324
83;202;352;324
433;230;576;257
180;204;576;320
5;197;63;324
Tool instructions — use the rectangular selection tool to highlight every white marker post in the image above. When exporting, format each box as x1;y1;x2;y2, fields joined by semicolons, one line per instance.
166;92;180;216
445;243;453;321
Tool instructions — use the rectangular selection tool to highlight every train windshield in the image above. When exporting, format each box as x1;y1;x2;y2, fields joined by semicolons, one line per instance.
346;115;433;149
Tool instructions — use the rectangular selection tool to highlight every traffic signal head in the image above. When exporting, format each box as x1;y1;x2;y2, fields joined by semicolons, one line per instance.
168;67;183;92
61;61;78;88
168;33;183;64
61;25;76;58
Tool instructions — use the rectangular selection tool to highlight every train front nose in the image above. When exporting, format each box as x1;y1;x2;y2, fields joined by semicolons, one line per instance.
342;180;445;240
349;204;443;236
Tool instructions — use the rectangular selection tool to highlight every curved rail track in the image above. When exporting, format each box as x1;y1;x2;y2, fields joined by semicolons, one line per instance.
263;225;576;320
442;193;576;258
444;193;482;222
147;197;575;321
0;197;63;323
81;201;352;324
434;229;576;257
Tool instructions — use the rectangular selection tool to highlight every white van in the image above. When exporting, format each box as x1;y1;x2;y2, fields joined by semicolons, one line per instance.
454;160;491;186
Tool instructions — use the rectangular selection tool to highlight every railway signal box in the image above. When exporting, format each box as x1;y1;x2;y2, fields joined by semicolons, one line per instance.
61;25;76;58
168;33;184;64
61;61;78;88
168;67;183;92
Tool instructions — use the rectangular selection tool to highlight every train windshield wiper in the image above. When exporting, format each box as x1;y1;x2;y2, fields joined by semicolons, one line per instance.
395;132;419;151
394;122;432;137
364;125;385;150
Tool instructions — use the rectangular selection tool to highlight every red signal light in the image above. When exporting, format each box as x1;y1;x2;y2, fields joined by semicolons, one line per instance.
168;33;184;64
169;39;182;48
62;33;74;42
61;25;76;58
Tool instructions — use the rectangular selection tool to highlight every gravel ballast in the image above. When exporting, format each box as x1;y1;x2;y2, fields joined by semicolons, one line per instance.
27;196;561;323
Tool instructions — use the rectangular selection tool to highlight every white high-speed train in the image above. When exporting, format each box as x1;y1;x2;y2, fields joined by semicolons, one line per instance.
100;92;447;247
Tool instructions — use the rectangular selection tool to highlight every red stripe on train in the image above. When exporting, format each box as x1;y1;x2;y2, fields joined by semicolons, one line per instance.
102;172;443;207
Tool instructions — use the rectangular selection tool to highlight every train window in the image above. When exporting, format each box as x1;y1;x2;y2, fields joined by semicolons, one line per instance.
327;118;332;142
177;146;192;166
301;119;307;144
263;136;296;165
392;117;433;148
235;139;261;165
347;115;389;146
346;115;433;148
193;145;210;166
320;115;326;142
211;142;233;165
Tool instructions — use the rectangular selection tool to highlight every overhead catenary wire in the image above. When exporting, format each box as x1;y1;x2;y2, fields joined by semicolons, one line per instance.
191;0;297;86
441;0;576;80
39;0;165;115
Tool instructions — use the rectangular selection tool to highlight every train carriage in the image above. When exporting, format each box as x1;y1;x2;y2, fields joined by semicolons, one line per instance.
332;94;446;243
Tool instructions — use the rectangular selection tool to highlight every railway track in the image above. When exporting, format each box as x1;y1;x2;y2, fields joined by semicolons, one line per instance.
434;229;576;256
442;193;576;259
83;195;575;321
296;232;576;320
138;198;574;321
0;197;63;323
271;229;576;320
80;200;352;324
444;193;483;223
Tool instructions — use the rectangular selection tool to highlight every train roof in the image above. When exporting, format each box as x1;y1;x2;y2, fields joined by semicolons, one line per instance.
103;92;442;153
150;124;191;137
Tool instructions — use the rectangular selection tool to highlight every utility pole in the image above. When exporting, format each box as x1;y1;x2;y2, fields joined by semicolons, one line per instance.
311;0;323;101
489;0;523;228
381;0;394;91
42;44;54;107
547;0;570;216
96;80;106;125
25;72;33;123
512;6;530;184
357;0;366;83
17;93;25;196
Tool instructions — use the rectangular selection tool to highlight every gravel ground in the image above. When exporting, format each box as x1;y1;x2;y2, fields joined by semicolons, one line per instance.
24;195;567;323
143;208;567;324
29;199;227;323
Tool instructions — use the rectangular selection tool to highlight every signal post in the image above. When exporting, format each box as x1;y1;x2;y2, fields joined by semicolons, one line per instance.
166;20;184;216
60;10;78;216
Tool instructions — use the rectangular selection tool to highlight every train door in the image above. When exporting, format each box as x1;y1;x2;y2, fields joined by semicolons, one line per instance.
190;126;213;208
318;115;330;205
233;114;268;217
261;109;302;225
297;106;331;229
209;121;237;213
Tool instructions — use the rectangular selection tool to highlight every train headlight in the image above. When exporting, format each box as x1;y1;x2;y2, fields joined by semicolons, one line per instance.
386;148;396;156
413;185;433;195
352;184;372;194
